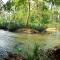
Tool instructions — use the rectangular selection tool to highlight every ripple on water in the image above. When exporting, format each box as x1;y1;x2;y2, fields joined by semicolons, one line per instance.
0;30;17;58
44;32;60;49
0;30;60;59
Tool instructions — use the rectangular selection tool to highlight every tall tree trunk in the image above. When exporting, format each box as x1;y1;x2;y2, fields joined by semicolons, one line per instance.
37;0;39;21
26;0;30;27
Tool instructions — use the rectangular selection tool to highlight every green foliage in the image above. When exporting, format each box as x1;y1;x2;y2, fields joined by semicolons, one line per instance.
30;16;35;23
26;44;51;60
44;0;60;5
0;16;8;29
7;21;18;31
0;0;60;31
32;43;39;60
40;14;49;25
3;0;12;11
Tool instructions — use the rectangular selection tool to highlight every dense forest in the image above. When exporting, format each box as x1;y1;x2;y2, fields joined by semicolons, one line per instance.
0;0;60;32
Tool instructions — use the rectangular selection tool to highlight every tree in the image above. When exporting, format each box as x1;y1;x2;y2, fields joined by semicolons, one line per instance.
0;0;3;13
26;0;31;27
3;0;13;21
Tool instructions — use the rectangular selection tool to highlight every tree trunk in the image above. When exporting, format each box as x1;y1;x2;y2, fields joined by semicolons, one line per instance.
37;0;39;21
26;0;30;27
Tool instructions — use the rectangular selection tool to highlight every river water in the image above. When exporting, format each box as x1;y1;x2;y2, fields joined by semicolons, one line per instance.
0;30;60;59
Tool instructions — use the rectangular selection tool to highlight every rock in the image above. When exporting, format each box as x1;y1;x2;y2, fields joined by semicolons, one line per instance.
47;46;60;60
4;52;27;60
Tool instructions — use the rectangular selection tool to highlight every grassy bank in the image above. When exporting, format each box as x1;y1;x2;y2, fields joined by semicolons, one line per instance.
3;44;60;60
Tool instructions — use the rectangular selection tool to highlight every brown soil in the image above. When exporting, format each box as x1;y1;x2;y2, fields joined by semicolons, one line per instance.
16;28;39;34
16;28;59;34
4;52;27;60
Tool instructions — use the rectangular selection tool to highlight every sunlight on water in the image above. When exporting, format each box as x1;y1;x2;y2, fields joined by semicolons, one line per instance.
0;40;7;48
44;32;60;49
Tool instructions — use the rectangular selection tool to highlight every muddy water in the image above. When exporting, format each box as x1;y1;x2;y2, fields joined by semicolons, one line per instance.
0;30;60;59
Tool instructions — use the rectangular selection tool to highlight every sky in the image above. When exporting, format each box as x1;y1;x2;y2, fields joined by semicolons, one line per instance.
2;0;8;3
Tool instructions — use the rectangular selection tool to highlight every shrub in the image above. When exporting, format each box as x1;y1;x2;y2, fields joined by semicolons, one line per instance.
7;21;18;31
0;21;8;30
38;26;46;32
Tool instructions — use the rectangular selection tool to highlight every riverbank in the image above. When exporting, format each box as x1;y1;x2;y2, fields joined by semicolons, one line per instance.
16;28;40;34
15;27;59;34
3;45;60;60
0;27;59;34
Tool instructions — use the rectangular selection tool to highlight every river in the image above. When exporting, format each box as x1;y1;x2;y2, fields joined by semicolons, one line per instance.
0;30;60;59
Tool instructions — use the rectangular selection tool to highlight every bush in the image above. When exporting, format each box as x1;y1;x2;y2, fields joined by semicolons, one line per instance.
0;21;8;30
0;16;8;30
17;22;25;28
27;44;50;60
7;21;18;32
37;14;49;32
38;26;46;32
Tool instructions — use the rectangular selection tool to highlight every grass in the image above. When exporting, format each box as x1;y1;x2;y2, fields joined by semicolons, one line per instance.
12;43;53;60
13;34;55;60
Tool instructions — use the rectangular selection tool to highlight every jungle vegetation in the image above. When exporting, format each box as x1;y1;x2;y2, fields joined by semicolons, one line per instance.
0;0;60;32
